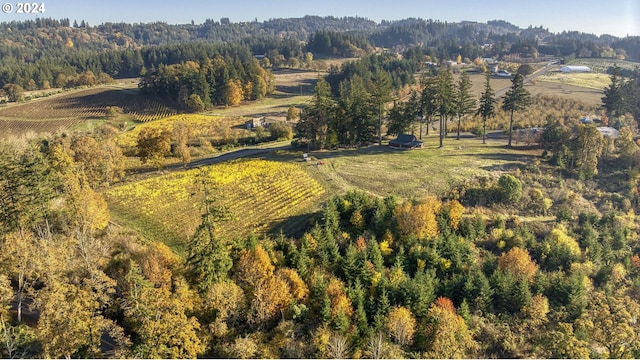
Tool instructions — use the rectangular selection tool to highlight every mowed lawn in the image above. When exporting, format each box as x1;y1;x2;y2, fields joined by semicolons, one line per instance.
296;136;540;199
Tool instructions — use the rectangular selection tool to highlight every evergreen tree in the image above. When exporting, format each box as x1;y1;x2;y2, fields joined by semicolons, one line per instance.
186;170;232;294
296;76;334;149
476;72;496;144
436;67;455;148
370;69;392;146
502;73;531;147
602;65;627;129
454;71;476;140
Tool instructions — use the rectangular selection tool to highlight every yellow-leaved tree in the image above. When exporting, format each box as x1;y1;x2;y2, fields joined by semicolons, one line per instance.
123;262;204;358
394;197;442;241
36;279;117;359
497;246;539;282
204;280;246;337
235;245;296;327
224;79;244;106
446;200;465;231
575;291;640;358
386;306;417;346
424;297;476;358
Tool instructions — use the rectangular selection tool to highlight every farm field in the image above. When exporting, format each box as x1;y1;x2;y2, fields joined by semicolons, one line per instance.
527;80;604;106
0;83;176;121
0;118;85;138
104;159;325;251
114;113;251;148
106;136;539;251
0;68;318;138
294;136;541;199
566;58;640;73
468;71;604;107
536;72;611;90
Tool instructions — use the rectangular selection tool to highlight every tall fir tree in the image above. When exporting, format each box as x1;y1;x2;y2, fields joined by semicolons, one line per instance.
186;170;232;294
476;72;497;144
454;71;476;140
602;65;627;129
502;73;531;147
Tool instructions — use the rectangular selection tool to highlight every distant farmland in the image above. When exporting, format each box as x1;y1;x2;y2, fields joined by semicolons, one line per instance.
0;84;177;137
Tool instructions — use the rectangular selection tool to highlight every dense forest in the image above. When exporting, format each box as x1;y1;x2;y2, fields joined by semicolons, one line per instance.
0;16;638;92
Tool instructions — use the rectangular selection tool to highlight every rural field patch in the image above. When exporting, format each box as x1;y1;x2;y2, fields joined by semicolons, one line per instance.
104;159;325;250
114;113;251;148
0;85;177;136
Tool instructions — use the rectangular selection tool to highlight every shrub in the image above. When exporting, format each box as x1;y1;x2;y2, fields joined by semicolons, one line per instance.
497;174;522;203
270;121;293;141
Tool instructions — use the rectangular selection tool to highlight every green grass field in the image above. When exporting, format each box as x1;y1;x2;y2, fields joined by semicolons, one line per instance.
262;136;540;199
536;72;611;90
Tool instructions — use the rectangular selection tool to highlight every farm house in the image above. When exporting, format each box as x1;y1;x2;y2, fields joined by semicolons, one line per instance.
389;133;424;149
560;65;591;73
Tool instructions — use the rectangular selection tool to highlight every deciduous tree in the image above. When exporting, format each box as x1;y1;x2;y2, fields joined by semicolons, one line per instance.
574;124;604;179
137;127;171;170
542;322;590;359
386;306;416;346
497;246;538;282
575;291;640;359
424;297;476;358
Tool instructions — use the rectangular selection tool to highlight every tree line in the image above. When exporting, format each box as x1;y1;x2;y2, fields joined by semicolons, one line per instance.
1;16;638;93
295;52;423;148
138;53;275;109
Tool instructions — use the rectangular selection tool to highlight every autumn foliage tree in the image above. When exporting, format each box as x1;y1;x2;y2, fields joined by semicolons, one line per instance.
394;198;442;241
386;306;416;346
137;127;171;169
575;291;640;358
424;297;476;358
497;247;538;282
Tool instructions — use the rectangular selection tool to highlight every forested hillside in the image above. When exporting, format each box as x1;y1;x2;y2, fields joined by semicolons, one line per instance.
2;12;640;360
0;16;638;92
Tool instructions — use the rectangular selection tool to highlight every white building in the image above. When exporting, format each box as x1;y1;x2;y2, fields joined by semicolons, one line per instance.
597;126;619;138
560;65;591;73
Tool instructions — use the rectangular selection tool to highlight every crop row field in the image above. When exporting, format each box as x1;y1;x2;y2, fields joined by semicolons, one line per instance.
567;58;640;73
0;118;84;139
104;159;325;250
114;113;252;148
0;85;177;135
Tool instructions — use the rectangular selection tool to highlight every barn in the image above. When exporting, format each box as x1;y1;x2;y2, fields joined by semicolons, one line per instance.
560;65;591;73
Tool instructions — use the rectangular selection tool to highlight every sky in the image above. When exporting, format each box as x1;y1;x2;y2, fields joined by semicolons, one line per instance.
0;0;637;37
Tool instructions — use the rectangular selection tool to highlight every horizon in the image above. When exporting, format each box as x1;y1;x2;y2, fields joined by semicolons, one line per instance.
0;0;637;38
